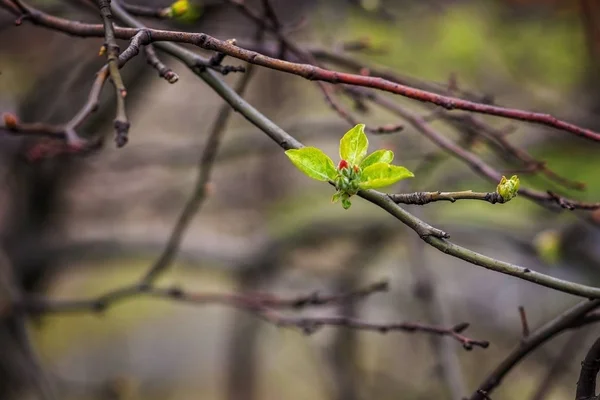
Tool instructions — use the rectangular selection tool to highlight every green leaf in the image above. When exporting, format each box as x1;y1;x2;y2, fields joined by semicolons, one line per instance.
358;162;414;189
360;149;394;169
285;147;337;182
339;124;368;166
331;191;342;203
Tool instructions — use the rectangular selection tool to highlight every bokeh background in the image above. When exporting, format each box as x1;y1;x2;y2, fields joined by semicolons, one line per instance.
1;0;600;399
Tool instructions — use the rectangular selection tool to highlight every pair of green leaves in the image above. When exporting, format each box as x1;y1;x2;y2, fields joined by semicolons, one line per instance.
285;124;414;209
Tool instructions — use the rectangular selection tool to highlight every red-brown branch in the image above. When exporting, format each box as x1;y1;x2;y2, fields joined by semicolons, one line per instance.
7;0;600;142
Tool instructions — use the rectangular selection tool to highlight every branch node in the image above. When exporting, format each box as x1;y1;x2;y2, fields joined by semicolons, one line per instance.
93;300;107;314
168;286;184;298
452;322;470;333
114;120;130;147
370;280;389;293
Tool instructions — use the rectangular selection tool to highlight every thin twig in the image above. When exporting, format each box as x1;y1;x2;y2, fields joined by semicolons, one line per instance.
17;281;486;348
389;191;504;205
1;66;108;151
141;64;256;284
1;29;152;150
97;0;130;146
260;312;489;349
302;44;491;103
19;280;389;314
575;335;600;400
519;305;530;339
259;0;286;57
226;0;402;134
318;81;403;134
444;114;586;191
143;44;179;83
469;299;600;400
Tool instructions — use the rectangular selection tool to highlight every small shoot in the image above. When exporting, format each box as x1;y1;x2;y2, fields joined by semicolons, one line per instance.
285;124;414;209
496;175;520;203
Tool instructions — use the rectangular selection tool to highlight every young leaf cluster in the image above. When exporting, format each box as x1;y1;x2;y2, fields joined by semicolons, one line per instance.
496;175;520;202
285;124;413;209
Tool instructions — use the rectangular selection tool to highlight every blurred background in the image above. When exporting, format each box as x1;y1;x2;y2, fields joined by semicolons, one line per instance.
1;0;600;399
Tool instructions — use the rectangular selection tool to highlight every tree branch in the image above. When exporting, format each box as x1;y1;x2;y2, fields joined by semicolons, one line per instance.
470;299;600;400
15;280;487;349
576;335;600;400
389;190;504;205
6;0;600;142
529;329;590;400
97;0;130;146
18;280;389;314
